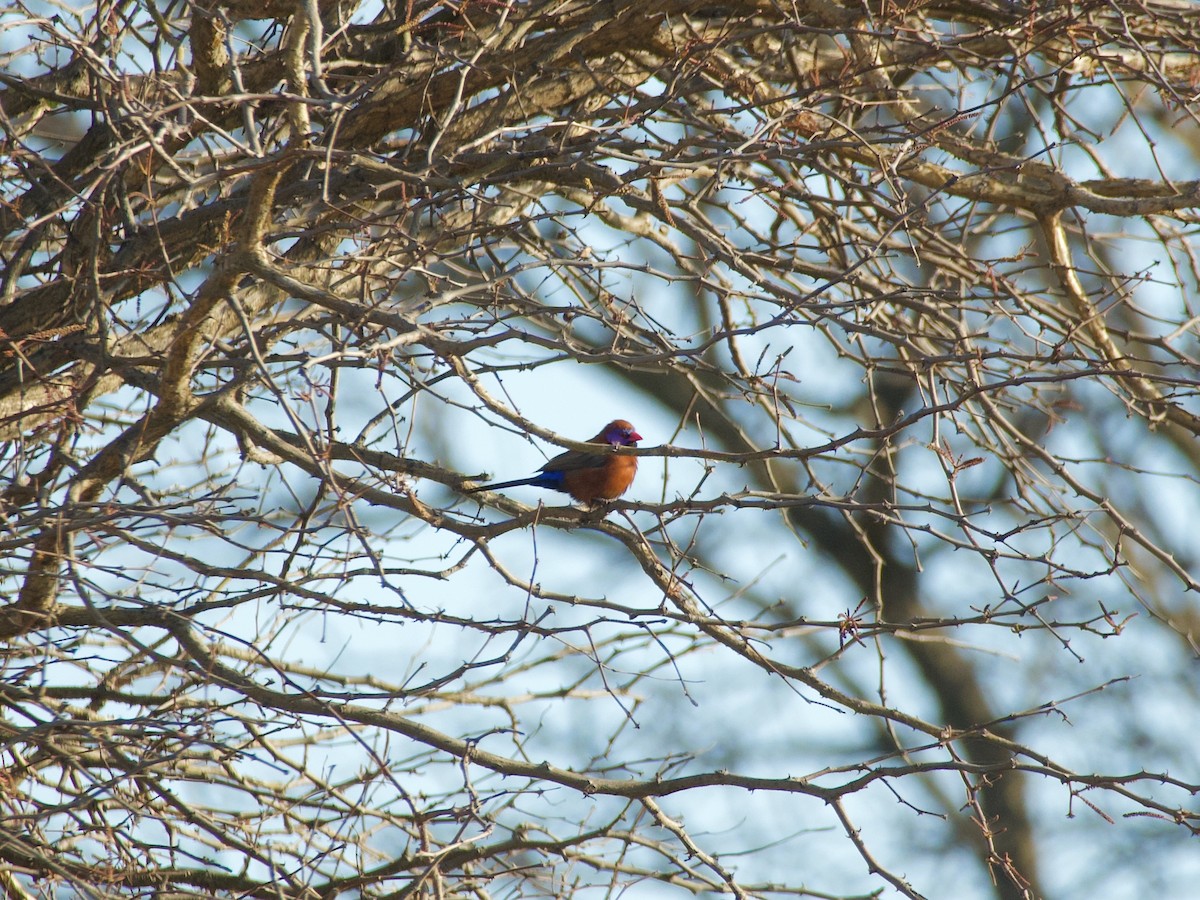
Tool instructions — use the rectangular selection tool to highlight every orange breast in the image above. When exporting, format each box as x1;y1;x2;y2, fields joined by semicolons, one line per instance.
562;456;638;502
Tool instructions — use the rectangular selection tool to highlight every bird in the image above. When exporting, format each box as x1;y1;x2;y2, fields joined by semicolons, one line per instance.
466;419;642;503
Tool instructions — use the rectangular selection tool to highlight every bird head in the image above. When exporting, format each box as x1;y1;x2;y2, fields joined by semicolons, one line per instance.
602;419;642;446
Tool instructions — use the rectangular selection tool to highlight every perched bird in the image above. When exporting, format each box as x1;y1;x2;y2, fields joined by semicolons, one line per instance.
467;419;642;503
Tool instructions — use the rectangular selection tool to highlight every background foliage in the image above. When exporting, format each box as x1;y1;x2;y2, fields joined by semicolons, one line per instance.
2;0;1199;897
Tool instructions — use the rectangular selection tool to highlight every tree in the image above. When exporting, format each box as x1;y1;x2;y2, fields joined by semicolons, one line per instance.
2;0;1199;896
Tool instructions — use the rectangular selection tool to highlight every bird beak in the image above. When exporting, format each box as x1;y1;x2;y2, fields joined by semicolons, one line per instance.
629;431;643;442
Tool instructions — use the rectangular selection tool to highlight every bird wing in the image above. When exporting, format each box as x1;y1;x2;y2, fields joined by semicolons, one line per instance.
539;448;610;474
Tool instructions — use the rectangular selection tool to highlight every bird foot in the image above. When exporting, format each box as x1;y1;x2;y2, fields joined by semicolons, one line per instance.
581;500;614;521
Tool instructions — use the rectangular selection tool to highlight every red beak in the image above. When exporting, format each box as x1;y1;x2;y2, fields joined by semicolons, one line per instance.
629;431;643;442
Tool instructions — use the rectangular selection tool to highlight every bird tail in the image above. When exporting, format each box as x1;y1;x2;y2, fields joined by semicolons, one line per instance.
464;477;539;494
